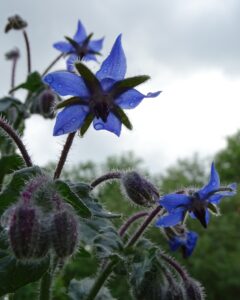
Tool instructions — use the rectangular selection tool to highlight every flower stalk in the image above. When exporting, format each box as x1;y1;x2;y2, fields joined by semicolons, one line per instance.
23;30;31;74
90;171;122;188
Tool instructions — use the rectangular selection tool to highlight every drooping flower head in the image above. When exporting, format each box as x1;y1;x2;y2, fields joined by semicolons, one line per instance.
53;20;104;71
156;163;236;228
169;230;198;258
43;35;161;137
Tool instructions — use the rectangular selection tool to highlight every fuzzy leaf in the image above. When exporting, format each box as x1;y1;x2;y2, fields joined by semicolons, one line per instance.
11;72;44;93
0;154;24;188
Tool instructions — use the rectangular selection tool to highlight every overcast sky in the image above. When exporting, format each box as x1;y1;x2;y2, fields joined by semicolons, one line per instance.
1;0;240;173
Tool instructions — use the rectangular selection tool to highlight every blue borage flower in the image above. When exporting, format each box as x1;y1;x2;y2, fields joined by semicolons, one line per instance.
44;35;161;137
53;20;104;71
156;163;236;228
169;230;198;258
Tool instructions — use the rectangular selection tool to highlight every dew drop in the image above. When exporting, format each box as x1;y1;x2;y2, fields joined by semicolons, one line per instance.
95;123;104;130
71;118;76;123
56;129;65;135
57;83;62;89
129;102;135;107
45;75;53;84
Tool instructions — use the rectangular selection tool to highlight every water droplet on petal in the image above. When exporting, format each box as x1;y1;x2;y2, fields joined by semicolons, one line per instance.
45;75;53;84
71;118;76;123
57;84;62;89
95;123;104;130
129;102;135;107
56;129;65;135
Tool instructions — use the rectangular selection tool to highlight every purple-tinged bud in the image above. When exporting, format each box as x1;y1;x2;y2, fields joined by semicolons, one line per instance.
184;278;205;300
51;207;79;258
5;15;28;33
30;89;60;119
5;48;20;60
121;171;159;206
9;204;49;260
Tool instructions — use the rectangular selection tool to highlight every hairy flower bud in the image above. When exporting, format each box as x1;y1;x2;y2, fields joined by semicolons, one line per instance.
5;15;28;33
184;278;205;300
9;204;49;260
30;89;59;119
5;48;20;60
121;171;159;206
51;207;79;258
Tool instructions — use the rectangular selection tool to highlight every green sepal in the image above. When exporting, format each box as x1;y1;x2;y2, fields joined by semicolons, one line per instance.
54;180;91;219
112;106;133;130
55;97;87;110
111;75;150;98
75;62;102;93
65;36;81;50
80;113;94;137
9;72;44;93
208;202;220;215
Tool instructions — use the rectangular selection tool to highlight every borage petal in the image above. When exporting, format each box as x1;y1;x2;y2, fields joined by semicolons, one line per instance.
116;89;161;109
83;54;98;62
198;162;220;199
93;113;122;136
73;20;87;43
89;38;104;52
66;54;79;72
185;231;198;257
155;208;185;227
53;104;89;136
96;35;126;81
43;71;90;97
53;41;73;53
159;194;191;213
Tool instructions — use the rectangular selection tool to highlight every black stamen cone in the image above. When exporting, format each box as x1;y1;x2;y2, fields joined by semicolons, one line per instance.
194;208;207;228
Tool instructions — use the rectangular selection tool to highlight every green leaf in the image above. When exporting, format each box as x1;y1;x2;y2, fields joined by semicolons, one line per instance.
0;154;25;188
80;113;95;137
112;106;133;130
56;97;87;109
0;254;49;296
11;72;44;93
54;180;91;218
110;75;150;98
0;166;43;216
75;62;102;94
68;278;116;300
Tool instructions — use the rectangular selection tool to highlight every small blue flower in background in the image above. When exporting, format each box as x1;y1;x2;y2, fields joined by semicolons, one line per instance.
169;230;198;258
53;20;104;71
44;35;161;137
156;163;236;228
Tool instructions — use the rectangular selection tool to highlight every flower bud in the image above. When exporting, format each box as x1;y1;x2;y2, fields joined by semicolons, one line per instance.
51;207;79;258
9;204;49;260
30;89;59;119
5;48;20;60
5;15;28;33
184;278;205;300
121;171;159;206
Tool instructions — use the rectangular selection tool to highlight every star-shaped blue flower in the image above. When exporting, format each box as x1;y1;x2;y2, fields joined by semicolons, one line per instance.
169;230;198;258
43;35;161;137
53;20;104;71
156;163;236;228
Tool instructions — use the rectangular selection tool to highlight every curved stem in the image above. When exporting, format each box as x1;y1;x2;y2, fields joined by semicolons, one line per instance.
10;58;17;96
0;117;32;167
23;30;31;74
90;172;122;188
39;269;52;300
160;252;188;281
125;206;163;247
54;132;76;179
85;260;116;300
118;211;148;237
42;53;64;76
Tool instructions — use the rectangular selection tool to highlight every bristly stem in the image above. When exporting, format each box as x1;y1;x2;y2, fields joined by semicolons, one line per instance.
125;206;163;247
10;58;17;96
90;171;122;188
160;252;188;281
0;117;32;167
42;53;64;76
23;30;31;74
85;260;117;300
118;211;148;237
54;132;76;179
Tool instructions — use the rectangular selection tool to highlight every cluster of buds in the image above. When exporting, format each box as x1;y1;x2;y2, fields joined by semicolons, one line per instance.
121;171;159;207
1;176;79;261
5;15;27;33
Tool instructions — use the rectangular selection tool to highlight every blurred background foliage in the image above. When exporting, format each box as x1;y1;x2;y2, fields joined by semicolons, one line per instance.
10;130;240;300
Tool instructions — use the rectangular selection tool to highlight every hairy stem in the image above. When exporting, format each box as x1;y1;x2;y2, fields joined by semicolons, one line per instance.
42;53;64;76
10;58;17;96
125;206;163;247
39;270;52;300
85;260;116;300
23;30;31;74
160;252;188;281
118;211;148;237
91;171;122;188
0;117;32;167
54;132;76;179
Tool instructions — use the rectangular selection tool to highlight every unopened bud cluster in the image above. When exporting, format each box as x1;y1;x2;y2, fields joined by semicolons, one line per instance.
121;171;159;207
1;176;79;261
5;15;28;33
